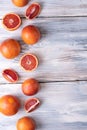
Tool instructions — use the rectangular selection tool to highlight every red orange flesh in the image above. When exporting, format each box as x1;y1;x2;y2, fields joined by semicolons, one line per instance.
2;13;21;31
26;3;41;20
2;69;19;83
20;53;38;71
24;98;40;113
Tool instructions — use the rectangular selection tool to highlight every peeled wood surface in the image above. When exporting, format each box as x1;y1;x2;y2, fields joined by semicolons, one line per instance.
1;0;87;18
0;0;87;130
0;82;87;130
0;18;87;82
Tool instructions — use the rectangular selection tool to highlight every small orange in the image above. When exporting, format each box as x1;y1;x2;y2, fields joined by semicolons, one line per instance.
0;39;20;59
17;116;36;130
2;13;21;31
12;0;28;7
22;78;40;96
20;53;38;71
26;3;41;20
21;25;40;45
0;95;20;116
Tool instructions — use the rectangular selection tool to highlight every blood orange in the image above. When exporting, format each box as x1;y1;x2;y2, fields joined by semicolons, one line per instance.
2;69;19;83
24;98;40;113
20;53;38;71
17;116;36;130
0;95;20;116
22;78;40;96
2;13;21;31
21;25;40;45
12;0;28;7
26;3;41;20
0;39;20;59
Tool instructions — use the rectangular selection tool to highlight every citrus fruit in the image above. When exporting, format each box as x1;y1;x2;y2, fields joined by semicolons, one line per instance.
0;95;20;116
22;78;40;96
2;69;19;83
12;0;28;7
0;39;20;59
17;116;36;130
24;98;40;113
26;3;41;20
2;13;21;31
20;53;38;71
21;25;40;45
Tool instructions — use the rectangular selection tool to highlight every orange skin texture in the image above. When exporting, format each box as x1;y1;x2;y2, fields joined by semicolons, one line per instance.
17;116;36;130
0;39;20;59
22;25;40;45
0;95;20;116
12;0;28;7
22;78;40;96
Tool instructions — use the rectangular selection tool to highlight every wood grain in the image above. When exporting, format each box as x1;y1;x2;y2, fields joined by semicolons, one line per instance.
0;82;87;130
0;0;87;130
1;0;87;18
0;18;87;82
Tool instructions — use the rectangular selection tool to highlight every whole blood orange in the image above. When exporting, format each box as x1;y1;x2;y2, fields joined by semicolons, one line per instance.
17;116;36;130
26;3;41;20
0;95;20;116
20;53;38;71
21;25;40;45
12;0;28;7
2;69;19;83
2;13;21;31
22;78;40;96
0;39;20;59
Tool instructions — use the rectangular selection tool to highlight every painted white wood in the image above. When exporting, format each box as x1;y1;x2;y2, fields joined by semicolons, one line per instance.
0;82;87;130
0;1;87;130
0;18;87;82
0;0;87;18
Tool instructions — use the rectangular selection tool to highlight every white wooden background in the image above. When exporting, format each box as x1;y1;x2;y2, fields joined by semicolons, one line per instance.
0;0;87;130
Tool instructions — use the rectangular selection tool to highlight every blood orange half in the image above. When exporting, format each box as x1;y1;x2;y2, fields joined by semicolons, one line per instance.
2;13;21;31
20;53;38;71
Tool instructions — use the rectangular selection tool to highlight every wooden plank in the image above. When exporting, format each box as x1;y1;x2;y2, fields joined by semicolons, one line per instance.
0;18;87;82
1;0;87;18
0;81;87;130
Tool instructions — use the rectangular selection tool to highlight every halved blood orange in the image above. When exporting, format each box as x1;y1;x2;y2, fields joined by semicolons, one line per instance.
20;53;38;71
26;3;41;20
2;13;21;31
2;69;19;83
24;98;40;113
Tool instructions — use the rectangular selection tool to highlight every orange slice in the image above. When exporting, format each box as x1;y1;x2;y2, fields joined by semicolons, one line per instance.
26;3;41;20
20;53;38;71
2;69;19;83
24;98;40;113
2;13;21;31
